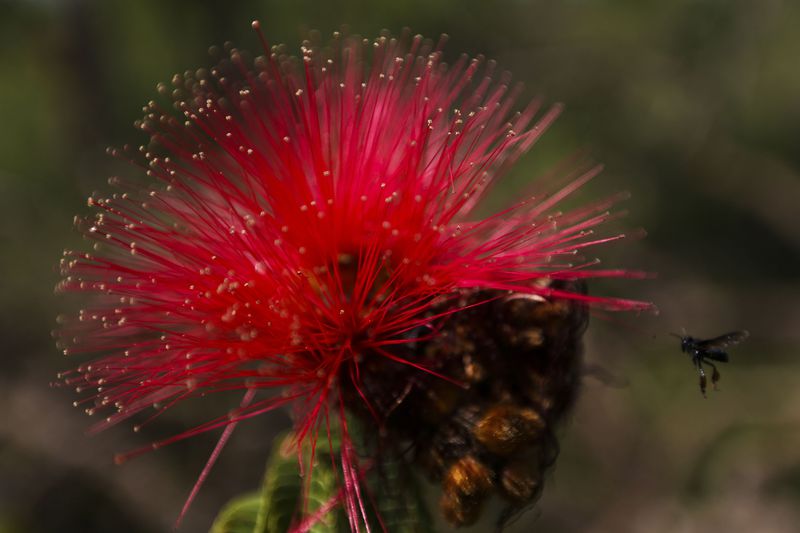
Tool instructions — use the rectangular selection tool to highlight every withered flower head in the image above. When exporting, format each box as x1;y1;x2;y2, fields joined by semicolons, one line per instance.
56;23;652;531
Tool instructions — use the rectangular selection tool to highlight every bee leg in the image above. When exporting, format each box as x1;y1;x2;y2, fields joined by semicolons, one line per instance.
705;360;721;390
695;359;707;398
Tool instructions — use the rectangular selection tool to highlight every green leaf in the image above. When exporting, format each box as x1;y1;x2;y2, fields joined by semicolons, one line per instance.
211;432;347;533
212;423;433;533
255;434;303;533
209;493;262;533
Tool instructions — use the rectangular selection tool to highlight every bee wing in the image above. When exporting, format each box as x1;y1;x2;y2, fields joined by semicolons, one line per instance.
695;330;749;350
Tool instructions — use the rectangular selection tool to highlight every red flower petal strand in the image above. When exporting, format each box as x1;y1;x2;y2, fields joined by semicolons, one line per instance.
57;23;653;531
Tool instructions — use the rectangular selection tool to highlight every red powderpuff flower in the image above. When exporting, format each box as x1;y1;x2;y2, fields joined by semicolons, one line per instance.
57;23;652;530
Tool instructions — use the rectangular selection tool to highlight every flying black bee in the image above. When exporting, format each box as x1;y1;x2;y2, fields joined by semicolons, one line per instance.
672;330;749;396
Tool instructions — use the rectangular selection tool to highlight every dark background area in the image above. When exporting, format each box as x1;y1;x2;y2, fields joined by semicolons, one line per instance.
1;0;798;531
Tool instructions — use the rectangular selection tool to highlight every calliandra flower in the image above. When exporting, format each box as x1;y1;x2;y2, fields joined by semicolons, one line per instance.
55;22;653;531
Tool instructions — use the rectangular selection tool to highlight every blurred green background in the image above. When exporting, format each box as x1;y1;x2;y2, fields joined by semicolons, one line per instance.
1;0;798;531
